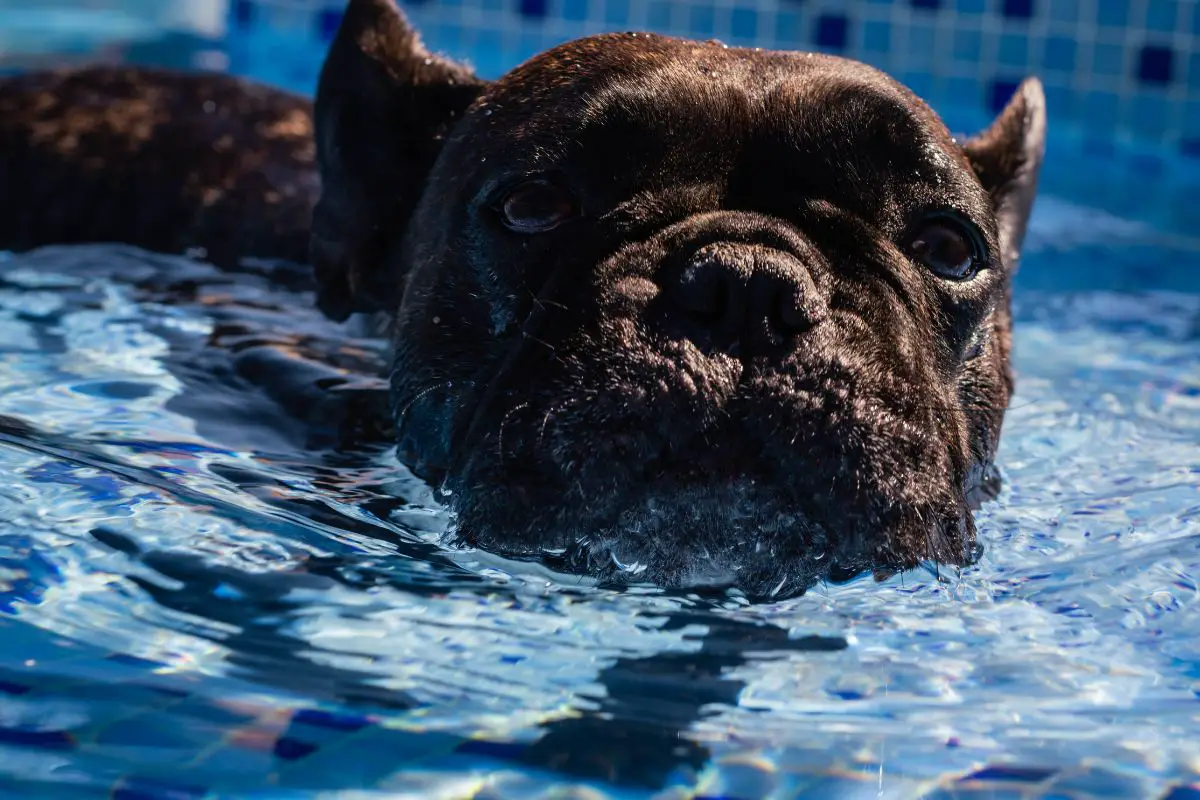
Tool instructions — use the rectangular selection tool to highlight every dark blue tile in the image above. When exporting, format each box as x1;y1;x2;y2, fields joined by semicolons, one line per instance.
232;0;254;28
1184;139;1200;159
519;0;547;17
113;777;207;800
731;7;758;40
988;79;1022;113
1096;0;1127;25
1163;786;1200;800
0;681;31;695
815;14;849;51
455;738;529;759
1002;0;1035;18
275;737;319;760
562;0;587;21
912;0;941;9
105;652;164;669
0;727;74;750
316;8;342;41
1138;44;1175;85
293;709;373;732
962;765;1057;783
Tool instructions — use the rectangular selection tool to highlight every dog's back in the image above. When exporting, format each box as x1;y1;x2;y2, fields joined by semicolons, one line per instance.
0;66;317;267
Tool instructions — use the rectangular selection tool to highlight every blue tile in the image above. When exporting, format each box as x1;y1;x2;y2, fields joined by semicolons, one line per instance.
731;7;758;40
1190;52;1200;90
989;79;1022;113
1138;44;1175;85
647;1;672;30
1042;82;1074;117
1082;91;1120;130
1045;0;1079;21
1128;95;1170;138
113;777;207;800
293;709;373;732
899;71;936;100
689;4;716;35
775;11;805;45
275;736;320;760
1042;35;1076;72
1091;43;1126;76
603;0;630;25
315;8;342;40
1184;101;1200;135
1096;0;1127;26
862;20;891;53
955;0;987;11
519;0;548;18
997;32;1028;67
911;0;942;9
1002;0;1035;18
946;76;981;109
815;14;849;51
1145;0;1178;31
562;0;587;21
907;25;937;66
962;766;1058;783
952;28;981;62
232;0;254;28
0;727;74;750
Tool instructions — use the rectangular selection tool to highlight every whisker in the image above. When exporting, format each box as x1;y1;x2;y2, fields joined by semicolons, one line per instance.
497;402;530;461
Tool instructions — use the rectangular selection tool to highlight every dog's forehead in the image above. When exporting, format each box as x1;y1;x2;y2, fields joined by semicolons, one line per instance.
476;33;964;168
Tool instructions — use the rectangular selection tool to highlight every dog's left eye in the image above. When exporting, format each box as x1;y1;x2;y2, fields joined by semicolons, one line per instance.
497;180;577;234
907;216;985;280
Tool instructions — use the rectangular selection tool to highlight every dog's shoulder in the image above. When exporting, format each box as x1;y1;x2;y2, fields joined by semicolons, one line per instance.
0;66;318;267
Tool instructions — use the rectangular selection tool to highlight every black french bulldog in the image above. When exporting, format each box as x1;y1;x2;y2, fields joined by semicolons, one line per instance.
0;0;1045;599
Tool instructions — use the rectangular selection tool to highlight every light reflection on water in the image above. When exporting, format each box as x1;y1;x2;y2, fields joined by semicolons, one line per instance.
0;231;1198;798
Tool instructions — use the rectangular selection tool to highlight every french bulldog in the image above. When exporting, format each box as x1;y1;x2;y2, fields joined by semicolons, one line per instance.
0;0;1045;599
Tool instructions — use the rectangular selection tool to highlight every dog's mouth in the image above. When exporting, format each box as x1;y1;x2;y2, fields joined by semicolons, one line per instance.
439;421;979;599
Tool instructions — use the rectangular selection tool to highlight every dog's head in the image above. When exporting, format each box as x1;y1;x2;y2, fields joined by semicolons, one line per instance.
310;0;1046;599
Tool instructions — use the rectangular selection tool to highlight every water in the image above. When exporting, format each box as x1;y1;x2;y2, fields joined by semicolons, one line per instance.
3;19;1200;800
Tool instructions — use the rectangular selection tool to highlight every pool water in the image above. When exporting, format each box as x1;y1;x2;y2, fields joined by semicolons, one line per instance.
3;27;1200;800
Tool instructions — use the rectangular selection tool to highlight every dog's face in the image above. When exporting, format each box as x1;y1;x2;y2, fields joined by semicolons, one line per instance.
310;0;1045;598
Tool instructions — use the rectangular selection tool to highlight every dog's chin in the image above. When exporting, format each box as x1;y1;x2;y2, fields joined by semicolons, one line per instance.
446;464;976;601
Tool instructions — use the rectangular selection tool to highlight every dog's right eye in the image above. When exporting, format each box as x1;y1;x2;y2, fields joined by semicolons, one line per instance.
496;180;577;234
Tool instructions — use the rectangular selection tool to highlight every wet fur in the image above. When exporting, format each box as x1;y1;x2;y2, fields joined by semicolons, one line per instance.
0;0;1046;599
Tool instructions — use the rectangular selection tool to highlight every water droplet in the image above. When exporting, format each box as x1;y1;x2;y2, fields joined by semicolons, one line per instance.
423;58;432;66
202;100;216;113
432;316;441;324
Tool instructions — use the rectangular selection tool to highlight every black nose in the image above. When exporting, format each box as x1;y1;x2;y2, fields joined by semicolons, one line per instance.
669;243;824;352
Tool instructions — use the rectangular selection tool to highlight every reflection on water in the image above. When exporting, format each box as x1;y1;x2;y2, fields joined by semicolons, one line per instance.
0;240;1198;798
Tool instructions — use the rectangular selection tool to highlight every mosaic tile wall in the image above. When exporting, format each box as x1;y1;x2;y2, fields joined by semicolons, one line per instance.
224;0;1200;159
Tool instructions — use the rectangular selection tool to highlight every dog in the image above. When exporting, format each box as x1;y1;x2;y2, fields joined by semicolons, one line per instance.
0;0;1045;599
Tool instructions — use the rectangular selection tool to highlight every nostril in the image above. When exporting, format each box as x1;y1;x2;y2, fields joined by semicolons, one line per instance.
777;284;821;333
675;259;740;331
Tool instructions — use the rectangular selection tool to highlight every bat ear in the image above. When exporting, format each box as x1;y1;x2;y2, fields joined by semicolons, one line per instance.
960;77;1047;271
309;0;487;321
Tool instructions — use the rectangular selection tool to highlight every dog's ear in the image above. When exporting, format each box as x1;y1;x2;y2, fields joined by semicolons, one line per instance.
961;77;1046;272
310;0;486;321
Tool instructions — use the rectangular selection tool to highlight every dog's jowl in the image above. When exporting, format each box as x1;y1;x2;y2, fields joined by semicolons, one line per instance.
0;0;1045;599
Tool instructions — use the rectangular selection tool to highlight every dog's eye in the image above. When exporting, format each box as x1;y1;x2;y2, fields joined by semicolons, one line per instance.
497;180;577;233
908;216;985;280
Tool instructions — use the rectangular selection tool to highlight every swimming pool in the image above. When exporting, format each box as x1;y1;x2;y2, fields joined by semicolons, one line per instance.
2;9;1200;800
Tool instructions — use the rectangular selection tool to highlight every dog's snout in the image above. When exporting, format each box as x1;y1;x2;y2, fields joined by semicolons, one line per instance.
669;243;823;352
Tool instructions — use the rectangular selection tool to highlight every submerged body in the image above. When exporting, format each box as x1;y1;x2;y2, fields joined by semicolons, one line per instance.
0;0;1046;599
